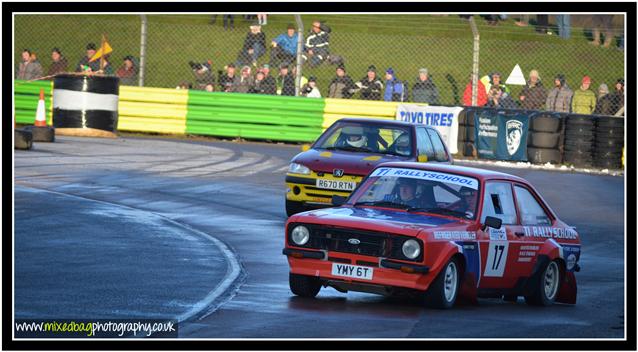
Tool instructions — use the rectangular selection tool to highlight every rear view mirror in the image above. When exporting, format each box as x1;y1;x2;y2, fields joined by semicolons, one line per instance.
482;216;502;230
332;195;347;206
301;144;311;152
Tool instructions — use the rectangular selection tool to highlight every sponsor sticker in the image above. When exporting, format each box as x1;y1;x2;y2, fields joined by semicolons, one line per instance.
433;231;476;241
489;227;507;241
370;167;479;190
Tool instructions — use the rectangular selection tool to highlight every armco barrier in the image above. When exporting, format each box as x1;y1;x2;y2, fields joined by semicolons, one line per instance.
186;91;325;142
322;98;399;129
14;80;53;125
117;86;188;134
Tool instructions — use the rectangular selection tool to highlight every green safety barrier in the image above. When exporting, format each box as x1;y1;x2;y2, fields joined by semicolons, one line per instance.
186;91;326;142
14;80;53;124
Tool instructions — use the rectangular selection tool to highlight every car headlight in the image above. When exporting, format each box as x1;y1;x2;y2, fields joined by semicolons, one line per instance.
402;239;421;259
291;225;310;246
288;163;311;175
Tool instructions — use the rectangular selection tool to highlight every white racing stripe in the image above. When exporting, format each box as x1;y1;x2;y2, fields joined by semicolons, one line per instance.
53;89;119;111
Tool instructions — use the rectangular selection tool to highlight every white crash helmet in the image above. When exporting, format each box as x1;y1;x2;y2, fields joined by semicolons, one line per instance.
395;133;411;155
342;126;367;148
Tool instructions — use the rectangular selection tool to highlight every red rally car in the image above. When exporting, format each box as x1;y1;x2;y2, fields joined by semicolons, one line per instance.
283;162;581;308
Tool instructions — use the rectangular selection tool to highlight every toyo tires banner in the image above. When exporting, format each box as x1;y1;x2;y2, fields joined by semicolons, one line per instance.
474;109;530;161
395;104;463;154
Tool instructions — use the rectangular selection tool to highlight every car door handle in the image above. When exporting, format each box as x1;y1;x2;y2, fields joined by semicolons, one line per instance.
514;231;525;237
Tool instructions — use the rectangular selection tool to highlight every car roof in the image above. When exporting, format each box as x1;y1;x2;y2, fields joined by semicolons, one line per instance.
375;161;527;183
335;118;421;129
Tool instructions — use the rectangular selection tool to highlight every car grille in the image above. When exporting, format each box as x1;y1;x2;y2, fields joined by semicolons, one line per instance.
288;224;422;262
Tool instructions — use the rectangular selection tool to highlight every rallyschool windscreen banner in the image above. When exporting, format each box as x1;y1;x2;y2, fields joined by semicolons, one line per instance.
395;104;463;154
474;109;530;161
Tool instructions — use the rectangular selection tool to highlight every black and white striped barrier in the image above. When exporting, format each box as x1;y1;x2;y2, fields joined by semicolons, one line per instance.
53;74;119;138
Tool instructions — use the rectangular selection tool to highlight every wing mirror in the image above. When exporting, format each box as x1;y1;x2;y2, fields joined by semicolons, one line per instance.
301;144;311;152
332;195;347;206
481;216;502;231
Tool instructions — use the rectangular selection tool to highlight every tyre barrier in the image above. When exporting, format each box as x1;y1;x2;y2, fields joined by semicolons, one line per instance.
15;128;33;150
593;116;624;169
563;114;595;167
456;109;476;157
527;112;562;164
53;74;119;138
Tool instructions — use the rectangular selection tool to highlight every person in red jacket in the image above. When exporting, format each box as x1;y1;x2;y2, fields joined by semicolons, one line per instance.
463;74;487;106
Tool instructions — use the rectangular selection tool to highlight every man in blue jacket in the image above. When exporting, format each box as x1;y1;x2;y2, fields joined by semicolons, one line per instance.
270;24;298;68
383;68;407;102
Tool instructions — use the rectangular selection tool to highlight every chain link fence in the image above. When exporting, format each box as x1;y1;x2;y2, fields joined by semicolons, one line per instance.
14;14;625;115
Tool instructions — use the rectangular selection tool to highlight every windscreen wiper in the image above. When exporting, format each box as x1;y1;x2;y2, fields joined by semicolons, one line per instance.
353;201;409;210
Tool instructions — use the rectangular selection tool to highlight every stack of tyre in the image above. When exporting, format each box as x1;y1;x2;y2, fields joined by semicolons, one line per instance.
527;113;562;164
594;116;624;169
563;115;596;167
457;109;476;157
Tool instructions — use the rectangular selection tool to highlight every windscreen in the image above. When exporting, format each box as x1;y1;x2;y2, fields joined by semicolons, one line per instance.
316;123;413;157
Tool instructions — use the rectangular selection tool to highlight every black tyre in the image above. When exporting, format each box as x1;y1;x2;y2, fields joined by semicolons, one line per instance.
566;115;596;126
527;147;562;164
595;128;624;138
289;273;321;297
525;260;561;306
594;149;623;159
466;126;475;142
424;257;460;309
596;117;625;128
595;138;624;149
564;149;593;158
23;125;55;142
465;111;476;127
564;143;593;152
285;199;306;217
565;125;595;134
593;159;623;169
462;142;476;157
15;129;33;150
457;125;467;142
458;110;468;125
531;115;561;133
529;132;560;148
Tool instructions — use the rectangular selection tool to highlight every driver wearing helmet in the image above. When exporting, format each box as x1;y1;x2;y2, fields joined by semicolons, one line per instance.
451;186;478;217
394;177;420;207
339;126;368;149
391;132;411;156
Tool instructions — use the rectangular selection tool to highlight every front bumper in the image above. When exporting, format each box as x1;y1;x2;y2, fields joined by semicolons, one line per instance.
285;171;363;205
283;247;433;291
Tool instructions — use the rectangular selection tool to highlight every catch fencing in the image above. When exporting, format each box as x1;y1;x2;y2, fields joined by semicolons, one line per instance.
14;14;625;111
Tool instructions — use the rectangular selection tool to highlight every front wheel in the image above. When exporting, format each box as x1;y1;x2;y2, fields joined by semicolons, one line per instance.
424;258;460;309
289;273;321;298
525;260;561;306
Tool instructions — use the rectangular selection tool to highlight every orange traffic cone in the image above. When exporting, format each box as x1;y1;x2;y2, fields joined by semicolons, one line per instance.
34;89;47;127
25;88;55;142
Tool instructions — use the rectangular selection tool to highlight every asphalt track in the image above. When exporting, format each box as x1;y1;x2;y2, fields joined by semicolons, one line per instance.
13;135;625;339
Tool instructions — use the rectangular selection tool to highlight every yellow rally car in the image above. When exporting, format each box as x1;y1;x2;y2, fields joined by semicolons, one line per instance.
285;118;453;216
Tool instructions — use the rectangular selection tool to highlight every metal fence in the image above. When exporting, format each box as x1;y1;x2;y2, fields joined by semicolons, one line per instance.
14;13;625;114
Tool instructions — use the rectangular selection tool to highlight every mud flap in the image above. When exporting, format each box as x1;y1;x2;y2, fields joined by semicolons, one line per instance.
556;271;577;304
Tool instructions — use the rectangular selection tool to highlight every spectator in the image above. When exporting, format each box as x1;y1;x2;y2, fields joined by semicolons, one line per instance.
383;68;407;102
518;69;547;110
488;71;510;95
176;81;192;90
412;68;439;105
327;64;356;99
223;15;235;30
535;15;551;34
302;20;330;67
571;75;596;115
237;22;266;67
260;64;277;92
546;74;573;113
257;13;267;25
556;15;571;40
270;24;298;68
590;15;615;48
230;65;254;93
75;43;100;72
593;84;615;115
610;78;624;116
291;65;308;93
116;55;138;86
276;63;296;96
16;49;43;80
355;65;383;101
301;76;321;98
486;86;518;109
190;60;216;90
462;74;488;107
219;63;237;92
204;83;215;92
98;54;114;75
46;47;68;77
250;69;276;94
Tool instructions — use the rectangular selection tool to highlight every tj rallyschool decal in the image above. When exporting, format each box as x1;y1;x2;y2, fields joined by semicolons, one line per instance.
522;226;579;240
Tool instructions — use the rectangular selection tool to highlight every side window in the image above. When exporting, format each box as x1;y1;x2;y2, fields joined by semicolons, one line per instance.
481;182;517;225
416;128;435;159
426;128;448;162
514;185;551;226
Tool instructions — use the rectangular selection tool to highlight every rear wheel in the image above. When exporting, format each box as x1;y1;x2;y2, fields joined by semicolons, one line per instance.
424;258;460;309
289;273;321;298
525;260;561;306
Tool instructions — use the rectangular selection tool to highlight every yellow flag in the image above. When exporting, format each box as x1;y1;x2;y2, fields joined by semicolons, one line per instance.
89;39;113;62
